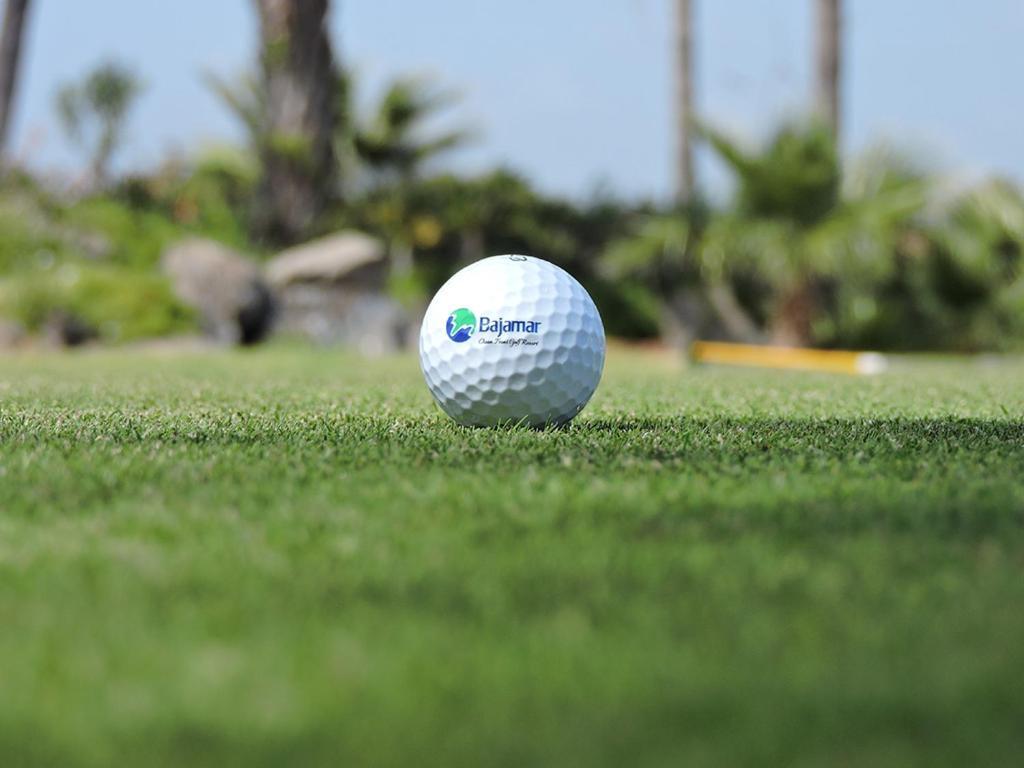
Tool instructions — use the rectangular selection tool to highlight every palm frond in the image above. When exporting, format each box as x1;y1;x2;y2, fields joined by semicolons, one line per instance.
203;71;266;144
601;216;692;281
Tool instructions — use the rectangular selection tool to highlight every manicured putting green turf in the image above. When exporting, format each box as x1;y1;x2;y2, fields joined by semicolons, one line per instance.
1;347;1023;767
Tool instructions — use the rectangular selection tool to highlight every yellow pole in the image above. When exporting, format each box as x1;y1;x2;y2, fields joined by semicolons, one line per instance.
691;341;887;375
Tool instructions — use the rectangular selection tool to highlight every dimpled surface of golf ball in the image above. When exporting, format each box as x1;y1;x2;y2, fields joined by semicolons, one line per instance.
419;254;605;427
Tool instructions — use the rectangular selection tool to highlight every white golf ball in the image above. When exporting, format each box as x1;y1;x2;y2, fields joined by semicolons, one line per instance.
419;254;606;427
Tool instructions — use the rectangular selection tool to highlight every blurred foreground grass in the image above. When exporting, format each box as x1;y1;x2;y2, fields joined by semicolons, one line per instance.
1;346;1023;767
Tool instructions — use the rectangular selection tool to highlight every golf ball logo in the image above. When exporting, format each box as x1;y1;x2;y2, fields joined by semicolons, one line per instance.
446;308;476;342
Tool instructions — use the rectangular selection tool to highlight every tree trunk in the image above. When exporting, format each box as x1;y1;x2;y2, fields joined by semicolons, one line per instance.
706;282;763;343
674;0;696;205
660;287;704;350
770;281;818;346
814;0;842;143
89;124;117;189
253;0;337;245
458;227;484;266
0;0;32;168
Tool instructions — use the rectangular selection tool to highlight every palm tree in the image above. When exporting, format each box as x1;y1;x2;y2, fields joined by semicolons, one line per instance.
602;213;759;348
208;67;469;230
252;0;337;244
814;0;842;142
700;123;926;345
55;61;142;187
0;0;33;167
605;125;929;348
204;71;265;151
352;77;470;185
674;0;696;205
351;76;470;274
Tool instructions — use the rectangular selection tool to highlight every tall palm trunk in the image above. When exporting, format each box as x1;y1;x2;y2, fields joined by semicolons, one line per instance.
814;0;842;143
674;0;695;205
771;280;818;346
253;0;337;244
0;0;32;167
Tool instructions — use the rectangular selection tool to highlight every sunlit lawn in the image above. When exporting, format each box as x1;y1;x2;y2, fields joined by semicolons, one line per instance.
1;346;1023;767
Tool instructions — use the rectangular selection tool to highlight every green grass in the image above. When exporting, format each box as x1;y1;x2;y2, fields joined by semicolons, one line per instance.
1;347;1023;767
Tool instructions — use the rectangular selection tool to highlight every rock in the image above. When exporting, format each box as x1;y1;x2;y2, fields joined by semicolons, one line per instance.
0;319;27;349
266;231;407;354
266;231;387;288
44;311;97;348
274;284;408;354
162;238;274;345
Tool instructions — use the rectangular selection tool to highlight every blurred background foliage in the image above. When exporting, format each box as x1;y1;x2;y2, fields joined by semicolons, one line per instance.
0;0;1022;353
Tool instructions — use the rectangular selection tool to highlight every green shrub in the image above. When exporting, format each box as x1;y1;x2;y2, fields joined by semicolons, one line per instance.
112;146;258;251
0;191;81;274
58;198;181;270
0;266;195;342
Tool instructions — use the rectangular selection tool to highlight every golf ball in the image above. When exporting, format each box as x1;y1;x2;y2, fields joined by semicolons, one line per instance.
419;255;605;427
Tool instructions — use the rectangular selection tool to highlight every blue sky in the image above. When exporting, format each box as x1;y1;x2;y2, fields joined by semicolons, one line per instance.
10;0;1023;200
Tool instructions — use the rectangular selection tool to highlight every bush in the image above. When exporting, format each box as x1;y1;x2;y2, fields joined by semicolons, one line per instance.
0;190;81;274
113;147;258;251
338;170;661;338
0;266;196;342
58;197;182;270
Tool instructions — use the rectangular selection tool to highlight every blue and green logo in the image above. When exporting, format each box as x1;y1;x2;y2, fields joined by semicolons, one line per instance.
446;308;477;342
446;307;543;342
